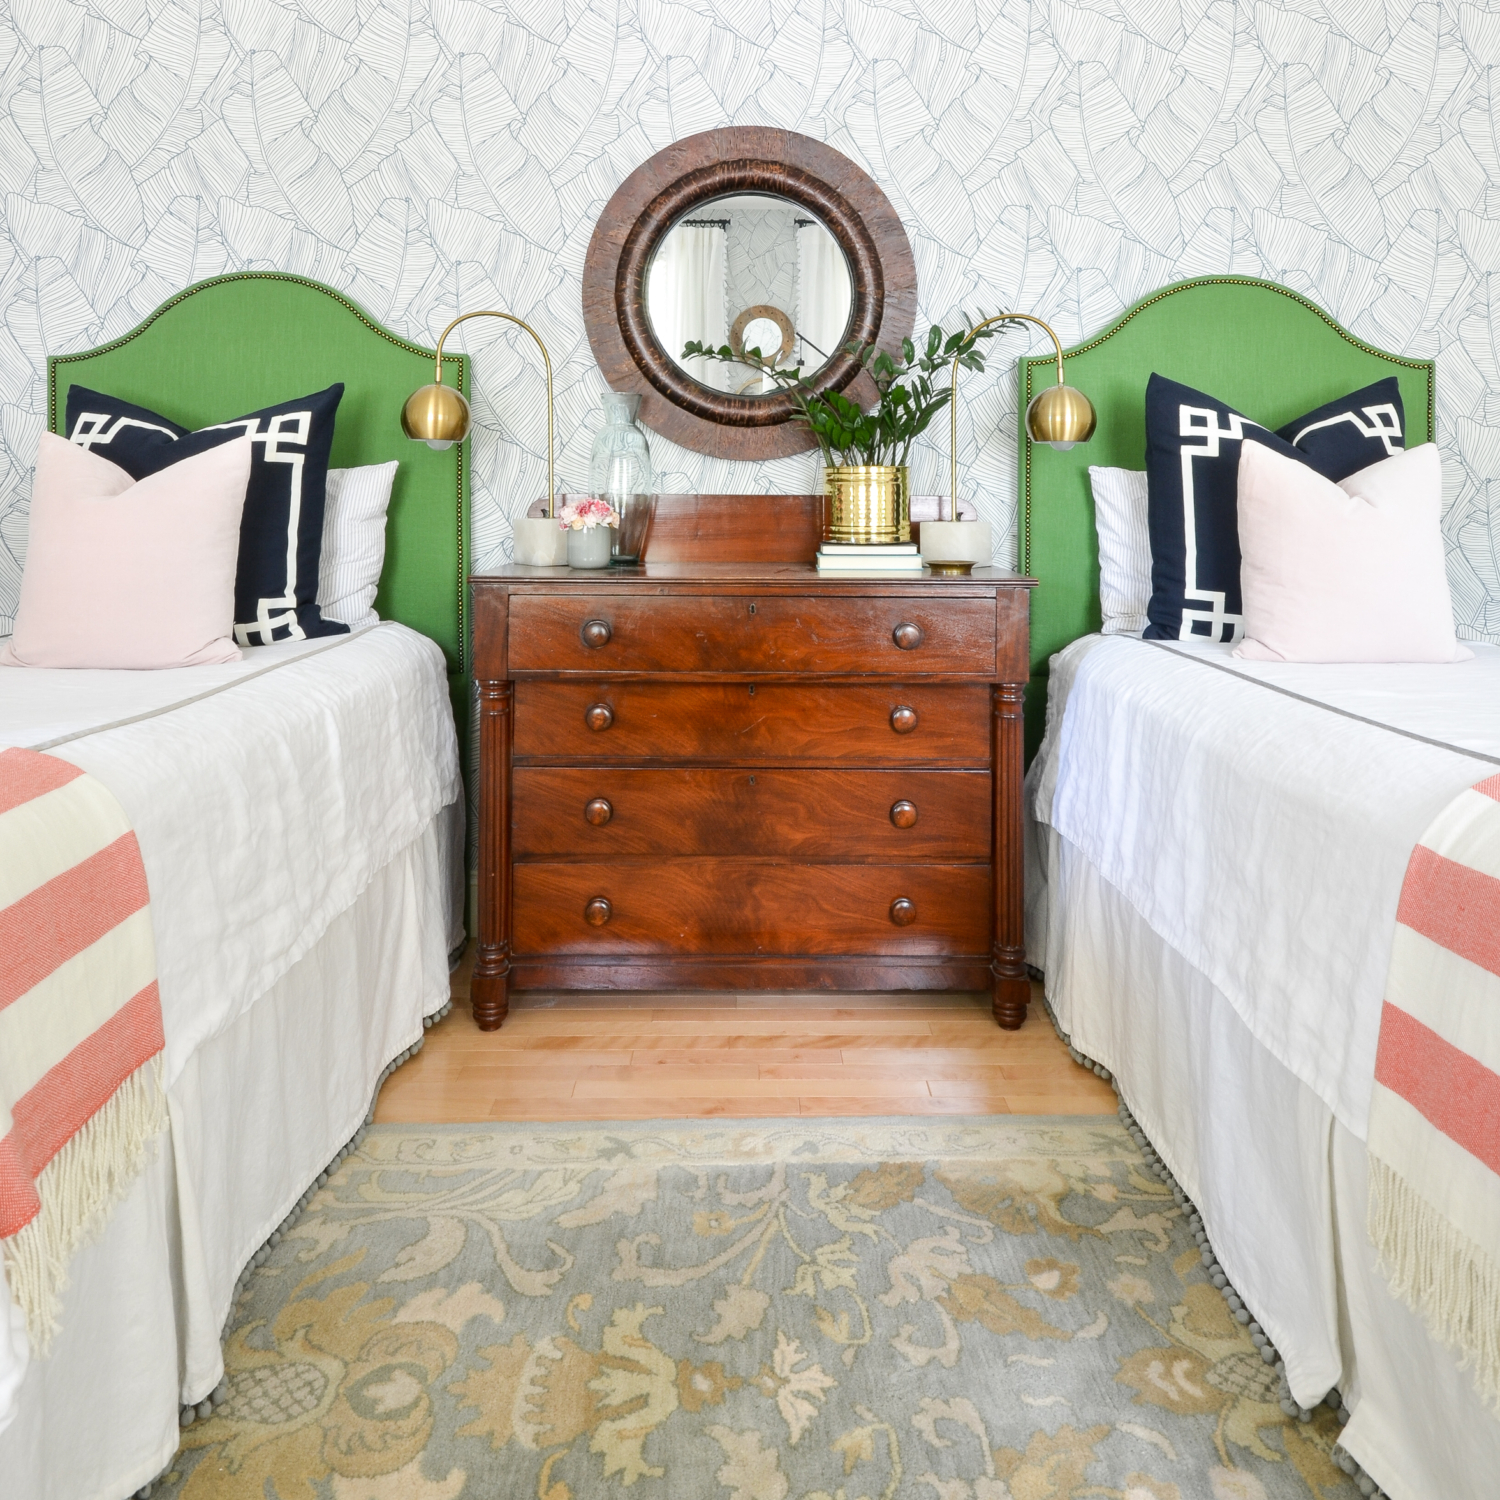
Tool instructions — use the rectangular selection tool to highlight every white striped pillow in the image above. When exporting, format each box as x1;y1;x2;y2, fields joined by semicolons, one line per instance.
317;462;398;631
1089;466;1151;637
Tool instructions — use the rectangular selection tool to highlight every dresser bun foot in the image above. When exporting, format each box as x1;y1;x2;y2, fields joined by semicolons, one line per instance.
991;947;1030;1030
472;948;511;1031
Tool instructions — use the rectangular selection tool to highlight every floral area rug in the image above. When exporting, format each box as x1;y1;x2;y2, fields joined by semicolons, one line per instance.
156;1120;1356;1500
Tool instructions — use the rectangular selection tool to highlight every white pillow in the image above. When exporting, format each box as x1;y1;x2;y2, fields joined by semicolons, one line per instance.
1234;441;1470;663
317;461;398;630
1;432;250;669
1088;466;1151;635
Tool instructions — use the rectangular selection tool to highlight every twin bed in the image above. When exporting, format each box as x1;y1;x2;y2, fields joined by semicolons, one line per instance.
1020;278;1500;1499
0;276;469;1500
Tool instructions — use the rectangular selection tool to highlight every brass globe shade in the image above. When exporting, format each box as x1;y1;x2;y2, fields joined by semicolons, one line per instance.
401;382;471;450
1025;381;1096;449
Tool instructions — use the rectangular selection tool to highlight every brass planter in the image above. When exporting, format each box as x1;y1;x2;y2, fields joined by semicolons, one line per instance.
823;464;909;545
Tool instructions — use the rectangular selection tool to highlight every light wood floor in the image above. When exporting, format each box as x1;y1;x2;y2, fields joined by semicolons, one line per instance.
374;954;1116;1122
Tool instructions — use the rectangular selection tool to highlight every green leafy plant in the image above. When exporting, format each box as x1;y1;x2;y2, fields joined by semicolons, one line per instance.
682;320;998;468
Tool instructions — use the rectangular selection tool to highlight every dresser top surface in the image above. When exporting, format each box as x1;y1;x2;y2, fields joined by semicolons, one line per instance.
475;562;1035;589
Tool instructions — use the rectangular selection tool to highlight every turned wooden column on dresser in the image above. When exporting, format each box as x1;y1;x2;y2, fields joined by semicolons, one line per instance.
469;497;1035;1031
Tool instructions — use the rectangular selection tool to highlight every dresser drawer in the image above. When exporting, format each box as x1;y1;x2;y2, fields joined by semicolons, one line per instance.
513;860;991;957
513;768;991;860
507;593;997;675
512;682;991;764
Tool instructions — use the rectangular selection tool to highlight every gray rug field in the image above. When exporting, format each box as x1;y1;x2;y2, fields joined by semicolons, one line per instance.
153;1119;1355;1500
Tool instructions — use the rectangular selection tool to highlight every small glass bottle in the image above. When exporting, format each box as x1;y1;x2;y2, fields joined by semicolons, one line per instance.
589;392;657;562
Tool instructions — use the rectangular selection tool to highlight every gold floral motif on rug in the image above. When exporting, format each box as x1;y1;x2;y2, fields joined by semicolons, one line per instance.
158;1120;1356;1500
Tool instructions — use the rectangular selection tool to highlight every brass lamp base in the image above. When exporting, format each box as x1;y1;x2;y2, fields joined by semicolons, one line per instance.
917;518;990;575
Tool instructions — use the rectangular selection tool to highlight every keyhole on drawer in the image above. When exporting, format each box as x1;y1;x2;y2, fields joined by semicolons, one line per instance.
749;602;757;614
748;684;755;696
748;776;756;786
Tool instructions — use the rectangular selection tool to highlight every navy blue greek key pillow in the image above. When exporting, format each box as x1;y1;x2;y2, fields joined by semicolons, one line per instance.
65;385;347;645
1143;374;1405;642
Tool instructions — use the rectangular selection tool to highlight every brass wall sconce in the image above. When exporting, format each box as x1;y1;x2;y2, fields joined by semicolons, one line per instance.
402;309;555;517
948;310;1096;519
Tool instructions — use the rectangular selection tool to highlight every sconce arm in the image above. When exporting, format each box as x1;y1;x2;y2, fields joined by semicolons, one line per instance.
432;310;555;512
949;311;1069;521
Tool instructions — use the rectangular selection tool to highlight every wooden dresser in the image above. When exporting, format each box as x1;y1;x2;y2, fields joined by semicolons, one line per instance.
470;502;1034;1033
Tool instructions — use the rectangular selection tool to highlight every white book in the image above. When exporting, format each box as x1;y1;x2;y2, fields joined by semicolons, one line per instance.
817;543;918;555
815;551;919;565
816;558;925;571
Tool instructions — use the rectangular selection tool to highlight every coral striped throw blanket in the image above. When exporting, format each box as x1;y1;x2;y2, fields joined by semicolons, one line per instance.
0;747;165;1353
1369;769;1500;1412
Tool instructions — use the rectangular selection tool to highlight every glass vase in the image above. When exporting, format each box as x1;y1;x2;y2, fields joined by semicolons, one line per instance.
589;392;656;562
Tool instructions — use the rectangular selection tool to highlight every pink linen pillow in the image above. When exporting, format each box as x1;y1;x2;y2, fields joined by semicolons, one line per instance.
1234;440;1471;664
1;431;252;669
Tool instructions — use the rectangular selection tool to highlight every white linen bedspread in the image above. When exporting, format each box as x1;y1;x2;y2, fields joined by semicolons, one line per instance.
1038;637;1500;1138
0;624;461;1086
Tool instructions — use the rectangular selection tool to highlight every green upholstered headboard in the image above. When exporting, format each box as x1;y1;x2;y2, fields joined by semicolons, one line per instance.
47;272;470;718
1016;275;1436;758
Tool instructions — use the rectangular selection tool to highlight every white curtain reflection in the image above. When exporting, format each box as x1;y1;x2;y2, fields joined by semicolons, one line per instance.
648;224;728;391
796;222;852;372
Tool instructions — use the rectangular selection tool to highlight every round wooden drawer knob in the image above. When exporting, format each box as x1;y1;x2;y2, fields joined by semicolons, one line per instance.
890;705;918;734
890;897;917;926
584;897;612;926
890;800;918;828
585;797;613;826
581;618;612;648
585;703;614;731
893;621;924;650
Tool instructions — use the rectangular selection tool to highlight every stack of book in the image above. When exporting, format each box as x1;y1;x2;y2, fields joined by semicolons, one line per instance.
815;542;923;573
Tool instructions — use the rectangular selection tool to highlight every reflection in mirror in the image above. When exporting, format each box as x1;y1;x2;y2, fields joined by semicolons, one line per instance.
645;194;853;399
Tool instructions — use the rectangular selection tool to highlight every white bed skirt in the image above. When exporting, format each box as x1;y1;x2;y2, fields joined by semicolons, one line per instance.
0;805;461;1500
1033;824;1500;1500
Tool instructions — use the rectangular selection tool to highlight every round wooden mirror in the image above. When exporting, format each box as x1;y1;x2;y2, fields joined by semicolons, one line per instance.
583;128;917;461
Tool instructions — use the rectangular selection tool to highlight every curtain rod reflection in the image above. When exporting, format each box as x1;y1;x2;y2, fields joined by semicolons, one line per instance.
674;217;828;229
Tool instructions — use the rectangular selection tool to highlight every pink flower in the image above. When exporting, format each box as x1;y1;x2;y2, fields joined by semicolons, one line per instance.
558;497;620;531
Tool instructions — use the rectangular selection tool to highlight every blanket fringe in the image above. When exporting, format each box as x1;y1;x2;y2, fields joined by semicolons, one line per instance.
1;1057;167;1354
1368;1154;1500;1415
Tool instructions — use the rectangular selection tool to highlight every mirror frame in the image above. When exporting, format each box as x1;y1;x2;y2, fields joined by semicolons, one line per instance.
583;128;917;461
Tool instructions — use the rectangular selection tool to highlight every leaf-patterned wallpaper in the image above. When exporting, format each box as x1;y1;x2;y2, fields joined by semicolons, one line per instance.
3;0;1500;639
